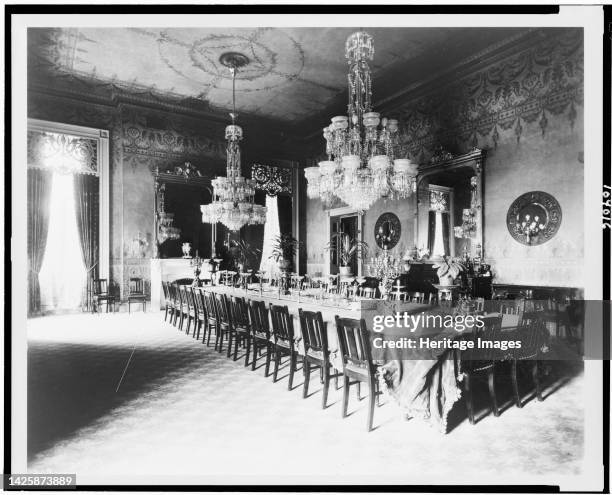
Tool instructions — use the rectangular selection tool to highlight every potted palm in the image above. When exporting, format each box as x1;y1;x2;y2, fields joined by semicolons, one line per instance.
270;234;301;272
326;232;369;277
432;255;466;286
230;239;261;273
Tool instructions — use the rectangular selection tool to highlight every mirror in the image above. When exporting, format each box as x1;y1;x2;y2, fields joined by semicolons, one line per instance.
374;212;401;250
416;148;485;261
154;172;215;259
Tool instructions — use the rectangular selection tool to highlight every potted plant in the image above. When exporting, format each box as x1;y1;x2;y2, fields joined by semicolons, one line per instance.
230;239;262;273
270;234;301;272
326;232;369;277
432;255;466;286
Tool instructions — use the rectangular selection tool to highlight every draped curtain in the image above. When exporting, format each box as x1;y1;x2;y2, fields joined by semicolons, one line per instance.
259;195;281;276
427;211;436;255
441;212;450;256
27;169;53;316
74;174;99;311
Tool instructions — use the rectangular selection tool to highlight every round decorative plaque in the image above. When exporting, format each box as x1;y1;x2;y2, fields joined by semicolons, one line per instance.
506;191;562;246
374;212;401;250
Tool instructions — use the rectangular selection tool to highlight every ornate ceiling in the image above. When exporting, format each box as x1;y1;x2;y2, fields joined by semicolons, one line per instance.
29;27;531;125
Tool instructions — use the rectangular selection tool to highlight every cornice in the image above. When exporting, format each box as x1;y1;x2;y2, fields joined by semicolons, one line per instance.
296;28;569;142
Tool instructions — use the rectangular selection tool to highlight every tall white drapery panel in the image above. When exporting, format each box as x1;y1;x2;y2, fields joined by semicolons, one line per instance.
39;172;86;311
258;195;281;276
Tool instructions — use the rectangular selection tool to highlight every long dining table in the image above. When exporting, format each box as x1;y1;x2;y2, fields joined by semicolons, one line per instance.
198;284;468;433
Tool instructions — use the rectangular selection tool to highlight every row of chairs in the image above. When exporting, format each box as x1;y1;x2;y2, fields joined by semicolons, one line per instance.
161;282;382;432
91;278;147;313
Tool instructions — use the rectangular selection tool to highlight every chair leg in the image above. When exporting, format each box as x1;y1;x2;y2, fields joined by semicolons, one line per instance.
322;364;330;409
512;360;522;408
251;341;258;371
244;336;251;367
488;367;499;417
227;331;234;359
206;323;213;346
533;360;543;401
288;351;296;391
335;371;340;390
356;381;362;401
264;343;272;377
186;316;191;335
273;348;280;382
367;377;376;432
164;306;168;321
464;373;475;425
303;360;310;398
341;376;350;418
375;380;381;407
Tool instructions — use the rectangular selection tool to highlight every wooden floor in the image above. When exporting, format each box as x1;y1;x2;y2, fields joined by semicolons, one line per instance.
27;312;585;486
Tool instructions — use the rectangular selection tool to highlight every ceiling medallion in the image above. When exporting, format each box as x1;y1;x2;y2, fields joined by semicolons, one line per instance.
506;191;562;246
200;56;266;231
219;52;251;70
303;31;418;211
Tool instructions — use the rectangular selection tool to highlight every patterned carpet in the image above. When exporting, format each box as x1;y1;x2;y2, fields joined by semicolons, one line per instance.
27;312;584;485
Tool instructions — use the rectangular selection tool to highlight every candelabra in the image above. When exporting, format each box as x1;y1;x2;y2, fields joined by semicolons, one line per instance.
190;254;204;287
367;249;402;299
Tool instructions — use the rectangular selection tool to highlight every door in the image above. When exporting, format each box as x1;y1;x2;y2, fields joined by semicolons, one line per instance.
329;214;358;275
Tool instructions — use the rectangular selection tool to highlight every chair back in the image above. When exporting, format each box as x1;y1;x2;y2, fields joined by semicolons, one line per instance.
214;292;232;325
161;281;169;301
202;290;218;322
170;283;180;305
269;304;295;343
248;299;270;339
298;309;328;357
335;316;375;375
360;287;376;299
513;317;549;360
93;278;109;295
407;291;425;303
191;287;204;315
230;295;250;329
461;314;504;367
129;278;145;295
500;299;525;328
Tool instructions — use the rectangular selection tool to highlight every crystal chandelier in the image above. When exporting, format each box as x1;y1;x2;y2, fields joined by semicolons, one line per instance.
201;53;266;231
304;31;418;210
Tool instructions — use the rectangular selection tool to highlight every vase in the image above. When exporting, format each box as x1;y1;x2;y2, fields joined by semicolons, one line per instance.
181;242;192;258
279;259;291;272
438;274;455;286
339;266;352;277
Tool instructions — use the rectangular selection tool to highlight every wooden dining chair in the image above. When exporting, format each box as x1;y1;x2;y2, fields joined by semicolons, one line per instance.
359;287;377;299
189;287;205;340
407;291;425;303
161;281;172;321
510;317;549;408
248;299;273;375
427;292;438;305
201;290;219;347
184;286;199;335
230;295;251;363
269;303;300;390
298;309;339;409
335;316;382;432
214;292;235;356
500;299;525;328
127;277;147;313
459;314;505;424
92;278;115;313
